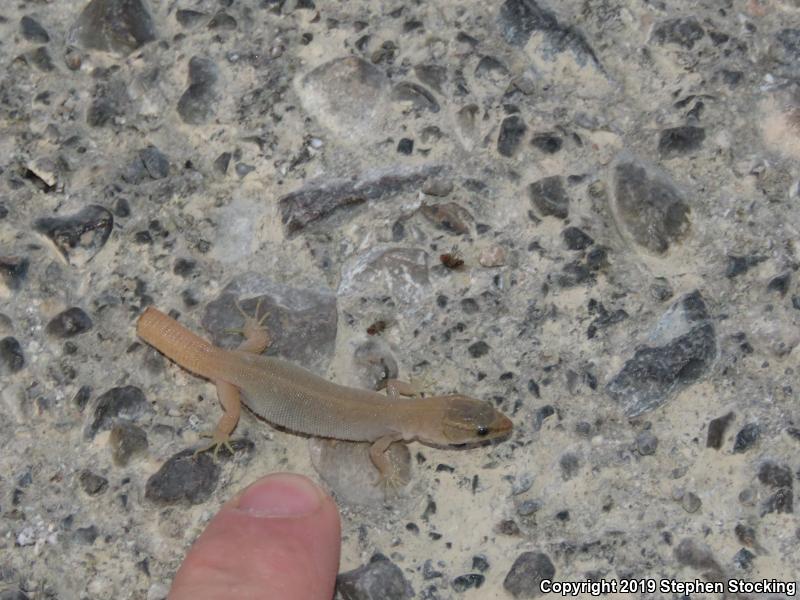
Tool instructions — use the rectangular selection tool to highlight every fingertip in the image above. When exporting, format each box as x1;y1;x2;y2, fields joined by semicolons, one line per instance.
170;473;341;600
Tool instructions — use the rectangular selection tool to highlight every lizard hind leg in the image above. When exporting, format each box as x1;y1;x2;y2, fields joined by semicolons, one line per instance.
194;380;241;459
369;433;408;491
229;297;272;354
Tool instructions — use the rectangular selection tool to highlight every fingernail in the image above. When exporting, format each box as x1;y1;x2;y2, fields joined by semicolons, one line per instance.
236;473;324;517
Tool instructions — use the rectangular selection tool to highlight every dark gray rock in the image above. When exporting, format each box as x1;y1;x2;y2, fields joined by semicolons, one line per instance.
652;17;705;49
34;204;113;266
87;79;129;127
28;47;55;71
767;272;790;296
497;0;600;68
528;176;568;219
732;423;760;453
85;385;153;439
204;274;337;369
175;9;207;28
553;261;593;288
451;574;484;592
606;291;716;417
497;115;527;157
109;422;148;466
612;162;690;254
559;452;580;480
762;488;793;515
503;551;555;598
562;226;593;250
145;450;220;505
69;0;156;55
636;430;658;455
472;555;490;572
531;132;562;153
757;461;792;489
658;126;705;157
680;491;702;513
468;341;490;358
207;11;236;30
279;165;443;236
475;55;508;78
706;412;734;449
140;145;170;179
20;16;50;43
74;524;99;544
46;307;93;338
733;548;755;570
79;470;108;495
337;553;414;600
414;64;447;94
177;56;219;125
674;538;724;580
391;82;439;113
418;202;472;235
0;256;29;291
0;337;25;374
725;254;766;278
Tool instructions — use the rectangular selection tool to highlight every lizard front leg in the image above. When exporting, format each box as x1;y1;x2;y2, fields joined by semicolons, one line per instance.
196;298;271;457
369;433;407;490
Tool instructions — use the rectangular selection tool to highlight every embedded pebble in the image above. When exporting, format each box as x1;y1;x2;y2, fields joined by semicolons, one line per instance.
46;307;93;338
733;423;760;453
0;256;29;292
79;470;108;496
177;56;219;125
528;176;568;219
337;554;414;600
69;0;156;55
20;16;50;43
606;291;716;417
145;450;219;505
0;337;25;374
34;205;113;266
503;551;555;599
85;385;153;439
109;422;148;466
611;162;690;254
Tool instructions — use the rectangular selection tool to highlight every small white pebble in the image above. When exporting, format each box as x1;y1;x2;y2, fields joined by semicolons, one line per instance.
479;245;506;267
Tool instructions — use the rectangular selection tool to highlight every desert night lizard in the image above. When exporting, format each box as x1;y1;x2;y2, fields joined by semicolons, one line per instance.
136;303;513;486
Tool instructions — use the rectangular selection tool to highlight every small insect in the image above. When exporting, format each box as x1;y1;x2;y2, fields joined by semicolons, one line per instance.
439;247;465;270
367;320;388;336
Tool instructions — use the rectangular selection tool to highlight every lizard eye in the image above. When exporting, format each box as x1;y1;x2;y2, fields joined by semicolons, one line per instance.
476;426;490;437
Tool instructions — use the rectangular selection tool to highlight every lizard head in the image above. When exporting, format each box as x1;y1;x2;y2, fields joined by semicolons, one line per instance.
433;395;513;444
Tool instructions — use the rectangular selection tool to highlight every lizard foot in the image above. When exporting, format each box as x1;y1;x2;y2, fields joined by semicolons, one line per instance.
194;432;236;459
374;469;407;493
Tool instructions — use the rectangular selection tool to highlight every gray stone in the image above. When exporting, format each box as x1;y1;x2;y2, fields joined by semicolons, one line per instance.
503;551;555;598
497;115;527;157
85;385;153;439
606;291;716;417
20;16;50;43
0;256;29;292
0;337;25;375
145;450;219;505
651;17;705;49
528;176;568;219
109;422;148;466
69;0;156;55
612;162;690;254
177;56;219;125
337;554;414;600
279;165;443;236
46;307;93;338
34;205;113;266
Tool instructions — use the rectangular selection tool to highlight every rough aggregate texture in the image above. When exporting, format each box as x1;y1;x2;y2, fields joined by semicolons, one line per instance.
1;0;799;598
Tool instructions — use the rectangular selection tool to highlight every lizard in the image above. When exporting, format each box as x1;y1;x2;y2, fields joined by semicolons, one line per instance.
135;301;513;486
